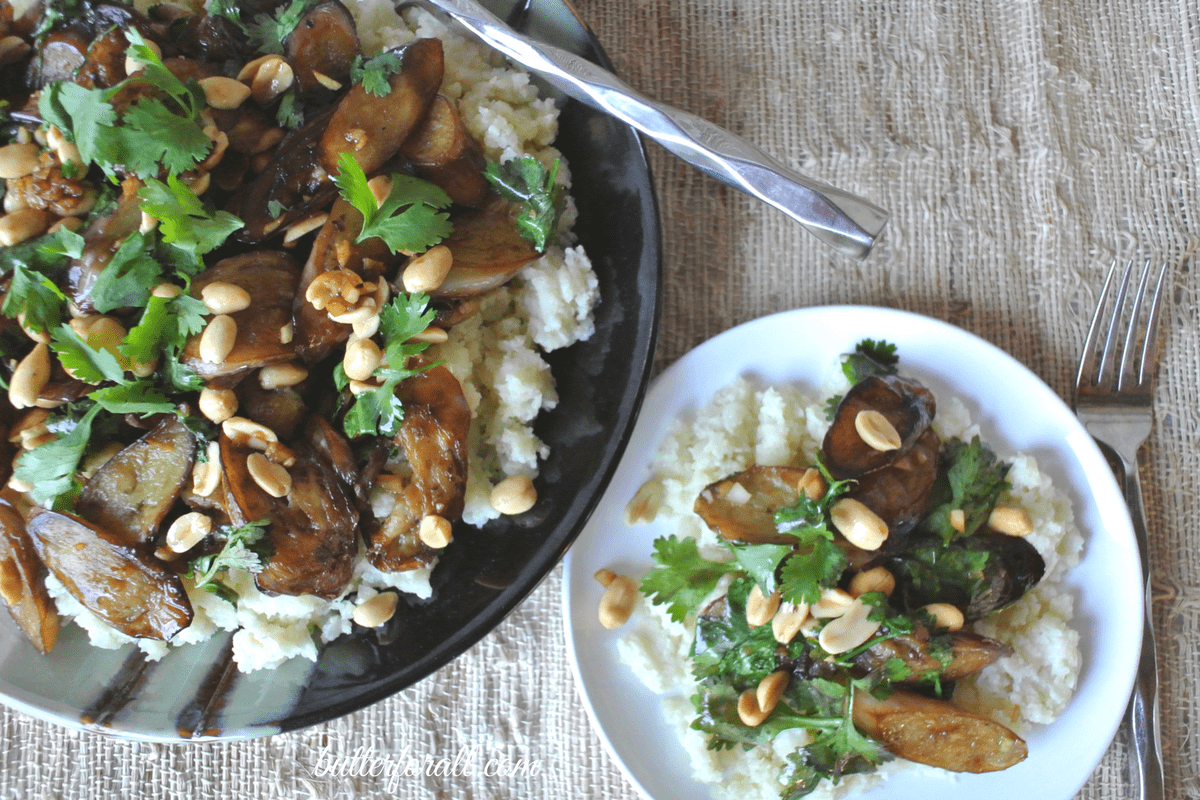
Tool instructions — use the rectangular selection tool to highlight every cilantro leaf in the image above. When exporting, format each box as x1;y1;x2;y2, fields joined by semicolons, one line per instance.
38;81;117;169
89;381;176;417
2;262;68;333
920;436;1011;543
778;534;847;606
187;519;273;602
88;231;162;312
729;542;793;596
14;404;102;507
245;0;321;55
208;0;243;28
484;157;565;251
338;292;438;438
841;339;899;385
50;324;126;384
333;153;452;254
350;53;404;97
889;536;993;613
104;99;214;178
138;176;244;265
640;535;736;623
120;295;172;366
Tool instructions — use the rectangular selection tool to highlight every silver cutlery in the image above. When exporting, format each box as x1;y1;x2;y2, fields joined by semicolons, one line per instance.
1074;256;1170;800
414;0;889;260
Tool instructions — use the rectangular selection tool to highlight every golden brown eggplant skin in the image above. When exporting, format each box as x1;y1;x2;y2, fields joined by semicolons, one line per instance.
851;687;1027;773
366;364;470;572
76;416;196;546
181;252;299;386
432;196;541;299
853;624;1012;682
693;466;808;546
0;504;59;653
319;37;444;178
401;95;490;207
27;511;193;641
221;421;359;599
822;374;936;480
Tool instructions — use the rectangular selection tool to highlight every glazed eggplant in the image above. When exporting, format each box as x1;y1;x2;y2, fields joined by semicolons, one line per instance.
432;195;541;299
75;416;196;546
27;511;193;640
822;374;936;480
221;419;359;599
693;465;808;546
284;0;359;100
366;363;470;572
181;251;300;385
852;623;1012;682
0;504;59;653
401;94;490;207
851;687;1027;773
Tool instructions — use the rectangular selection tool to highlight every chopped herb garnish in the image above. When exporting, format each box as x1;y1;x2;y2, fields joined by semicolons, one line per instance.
641;535;737;623
186;519;272;604
244;0;322;55
484;156;564;251
350;52;404;97
332;152;453;255
138;175;244;271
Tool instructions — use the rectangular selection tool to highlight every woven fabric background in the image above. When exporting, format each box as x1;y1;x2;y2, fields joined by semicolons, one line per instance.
3;0;1198;797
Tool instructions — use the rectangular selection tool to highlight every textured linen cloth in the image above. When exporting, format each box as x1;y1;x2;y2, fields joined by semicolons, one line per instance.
2;0;1199;797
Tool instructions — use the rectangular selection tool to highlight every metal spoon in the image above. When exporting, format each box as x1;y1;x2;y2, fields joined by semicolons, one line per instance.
415;0;889;260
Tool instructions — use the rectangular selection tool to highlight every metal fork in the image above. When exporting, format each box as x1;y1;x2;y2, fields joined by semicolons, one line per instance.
1074;256;1170;800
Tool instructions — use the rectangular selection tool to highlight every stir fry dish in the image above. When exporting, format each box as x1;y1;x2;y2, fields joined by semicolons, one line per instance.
625;341;1051;796
0;0;578;658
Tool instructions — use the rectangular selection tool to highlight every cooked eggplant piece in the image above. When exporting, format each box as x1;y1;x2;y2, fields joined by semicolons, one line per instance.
851;686;1027;772
293;196;395;363
319;37;443;177
27;510;193;640
432;195;544;299
693;465;808;546
0;504;59;653
401;94;489;207
169;12;249;63
822;374;936;480
181;251;299;385
35;22;91;87
366;364;470;572
75;416;196;546
232;105;340;242
285;0;359;100
889;532;1046;621
221;420;359;599
853;623;1011;682
234;381;308;441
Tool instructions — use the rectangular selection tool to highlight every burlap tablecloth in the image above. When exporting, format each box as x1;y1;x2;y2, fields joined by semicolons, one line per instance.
3;0;1198;796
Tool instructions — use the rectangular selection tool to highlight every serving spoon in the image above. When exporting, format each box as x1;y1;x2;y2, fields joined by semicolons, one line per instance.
412;0;889;260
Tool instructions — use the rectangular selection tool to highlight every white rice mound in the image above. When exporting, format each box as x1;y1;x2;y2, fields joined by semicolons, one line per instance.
617;369;1083;800
50;3;599;671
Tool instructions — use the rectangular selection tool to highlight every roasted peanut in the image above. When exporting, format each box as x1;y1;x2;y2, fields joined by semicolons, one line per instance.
746;584;781;628
989;505;1033;537
854;410;902;451
818;597;881;654
848;566;896;598
830;498;889;551
490;475;537;515
598;573;638;629
353;591;399;627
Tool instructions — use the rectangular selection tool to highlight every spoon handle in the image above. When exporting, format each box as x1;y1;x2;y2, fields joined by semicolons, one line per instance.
423;0;889;260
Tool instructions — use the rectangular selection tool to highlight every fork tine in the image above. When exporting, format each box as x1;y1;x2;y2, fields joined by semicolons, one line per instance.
1136;259;1170;387
1118;259;1154;391
1078;258;1120;387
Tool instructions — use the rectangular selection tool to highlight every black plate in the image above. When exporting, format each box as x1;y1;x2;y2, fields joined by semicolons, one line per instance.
0;0;660;740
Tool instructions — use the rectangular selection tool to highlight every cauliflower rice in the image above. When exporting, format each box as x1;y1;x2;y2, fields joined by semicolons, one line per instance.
50;1;599;671
617;367;1083;799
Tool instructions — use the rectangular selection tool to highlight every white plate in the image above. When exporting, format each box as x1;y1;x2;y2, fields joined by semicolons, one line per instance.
563;306;1140;800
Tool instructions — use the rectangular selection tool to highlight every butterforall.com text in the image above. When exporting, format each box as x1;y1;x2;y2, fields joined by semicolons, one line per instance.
309;742;544;792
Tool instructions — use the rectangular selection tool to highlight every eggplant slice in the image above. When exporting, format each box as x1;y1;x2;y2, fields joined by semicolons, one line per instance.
76;416;196;546
221;419;359;599
822;374;936;480
0;504;59;653
27;511;193;641
366;364;470;572
693;465;808;546
852;687;1027;773
853;623;1012;682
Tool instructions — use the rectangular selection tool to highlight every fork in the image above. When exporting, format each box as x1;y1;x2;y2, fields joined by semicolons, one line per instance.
1074;256;1170;800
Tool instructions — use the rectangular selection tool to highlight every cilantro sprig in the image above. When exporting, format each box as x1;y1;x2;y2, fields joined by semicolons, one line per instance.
920;436;1011;543
244;0;321;55
640;535;737;623
485;157;564;251
350;53;404;97
38;29;212;180
333;153;453;255
137;175;244;273
186;519;272;604
13;404;102;508
335;291;439;439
